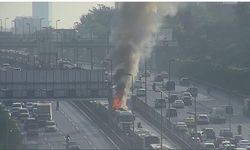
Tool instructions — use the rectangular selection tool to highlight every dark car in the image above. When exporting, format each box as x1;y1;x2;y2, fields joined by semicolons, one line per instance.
168;94;179;103
219;128;233;138
166;108;177;117
154;75;163;82
154;99;166;108
182;96;192;106
180;78;190;86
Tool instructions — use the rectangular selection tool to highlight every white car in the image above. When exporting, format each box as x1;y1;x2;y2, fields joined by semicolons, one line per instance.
175;122;188;132
136;88;146;97
238;140;250;148
172;100;184;108
203;143;215;150
134;80;142;89
45;120;57;132
182;92;192;98
197;114;209;124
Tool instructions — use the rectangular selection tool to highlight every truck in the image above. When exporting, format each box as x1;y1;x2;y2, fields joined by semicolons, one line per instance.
36;103;52;127
113;109;134;133
209;107;226;123
135;128;160;149
243;98;250;117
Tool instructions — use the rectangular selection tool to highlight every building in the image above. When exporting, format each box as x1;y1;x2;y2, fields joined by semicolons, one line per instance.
14;16;40;35
32;2;52;28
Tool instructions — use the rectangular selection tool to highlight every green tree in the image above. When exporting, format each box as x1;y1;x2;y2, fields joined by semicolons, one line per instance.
76;4;114;38
0;106;22;150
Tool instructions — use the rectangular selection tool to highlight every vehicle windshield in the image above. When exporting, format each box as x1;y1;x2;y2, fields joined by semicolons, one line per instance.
47;121;55;126
12;104;21;107
119;115;134;122
20;109;28;113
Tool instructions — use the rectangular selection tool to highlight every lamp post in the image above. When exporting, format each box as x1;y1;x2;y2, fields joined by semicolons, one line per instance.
144;59;147;104
105;59;113;83
5;17;9;32
40;18;44;31
155;90;163;150
168;59;175;122
0;19;2;32
12;20;16;36
126;73;134;132
26;23;30;38
56;19;60;29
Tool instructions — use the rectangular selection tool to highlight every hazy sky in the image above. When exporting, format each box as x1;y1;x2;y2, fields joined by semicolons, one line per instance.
0;2;114;29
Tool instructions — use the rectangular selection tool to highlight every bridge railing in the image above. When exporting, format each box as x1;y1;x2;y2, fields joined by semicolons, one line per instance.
132;96;202;149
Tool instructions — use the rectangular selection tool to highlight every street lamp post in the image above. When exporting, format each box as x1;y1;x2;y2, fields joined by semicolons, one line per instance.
5;17;9;32
0;19;2;32
26;23;30;39
105;59;113;83
194;95;197;148
155;89;163;150
145;59;147;104
40;18;44;31
126;73;134;132
168;59;175;122
12;20;16;36
56;19;61;30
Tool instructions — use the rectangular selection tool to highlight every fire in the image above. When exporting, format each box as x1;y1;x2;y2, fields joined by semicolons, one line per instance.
112;95;122;110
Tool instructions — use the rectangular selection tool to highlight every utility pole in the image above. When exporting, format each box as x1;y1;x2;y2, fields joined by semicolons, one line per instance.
144;59;147;104
0;19;2;32
160;91;163;150
194;95;198;148
5;17;9;32
90;48;93;70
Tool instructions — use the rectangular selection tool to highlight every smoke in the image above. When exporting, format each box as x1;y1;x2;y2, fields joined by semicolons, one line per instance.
110;2;181;109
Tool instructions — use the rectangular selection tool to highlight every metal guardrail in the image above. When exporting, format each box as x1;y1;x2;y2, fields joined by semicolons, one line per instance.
132;95;202;149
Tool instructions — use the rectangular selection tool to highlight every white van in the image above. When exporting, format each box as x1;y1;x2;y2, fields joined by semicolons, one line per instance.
209;107;226;123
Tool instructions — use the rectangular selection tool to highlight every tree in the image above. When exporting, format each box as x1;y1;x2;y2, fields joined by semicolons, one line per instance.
76;4;114;38
0;106;22;150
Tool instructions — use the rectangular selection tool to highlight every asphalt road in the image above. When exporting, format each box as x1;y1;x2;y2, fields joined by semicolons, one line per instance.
138;73;250;142
23;101;117;149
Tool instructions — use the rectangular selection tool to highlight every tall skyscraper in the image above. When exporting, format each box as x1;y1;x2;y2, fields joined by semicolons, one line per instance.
32;2;52;28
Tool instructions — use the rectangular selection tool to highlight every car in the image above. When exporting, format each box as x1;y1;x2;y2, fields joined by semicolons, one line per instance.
182;96;192;106
175;122;188;133
11;107;20;118
166;108;177;118
19;108;29;114
197;114;209;125
172;100;184;108
134;80;143;89
26;102;33;111
179;77;190;86
67;141;81;150
184;116;195;127
214;136;226;148
219;128;233;138
154;74;163;82
168;94;179;103
12;102;22;111
238;140;250;148
202;128;216;140
182;92;192;98
161;71;168;79
154;99;166;108
203;142;215;150
136;88;146;97
232;135;243;145
19;113;30;122
45;120;57;132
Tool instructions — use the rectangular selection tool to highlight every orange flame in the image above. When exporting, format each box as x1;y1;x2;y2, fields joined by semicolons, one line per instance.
112;95;122;110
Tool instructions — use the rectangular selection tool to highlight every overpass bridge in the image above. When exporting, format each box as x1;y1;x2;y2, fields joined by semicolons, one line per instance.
0;39;111;49
0;69;111;101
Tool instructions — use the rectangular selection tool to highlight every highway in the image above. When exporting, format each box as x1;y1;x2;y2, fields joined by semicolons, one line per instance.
23;101;117;149
140;73;250;142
